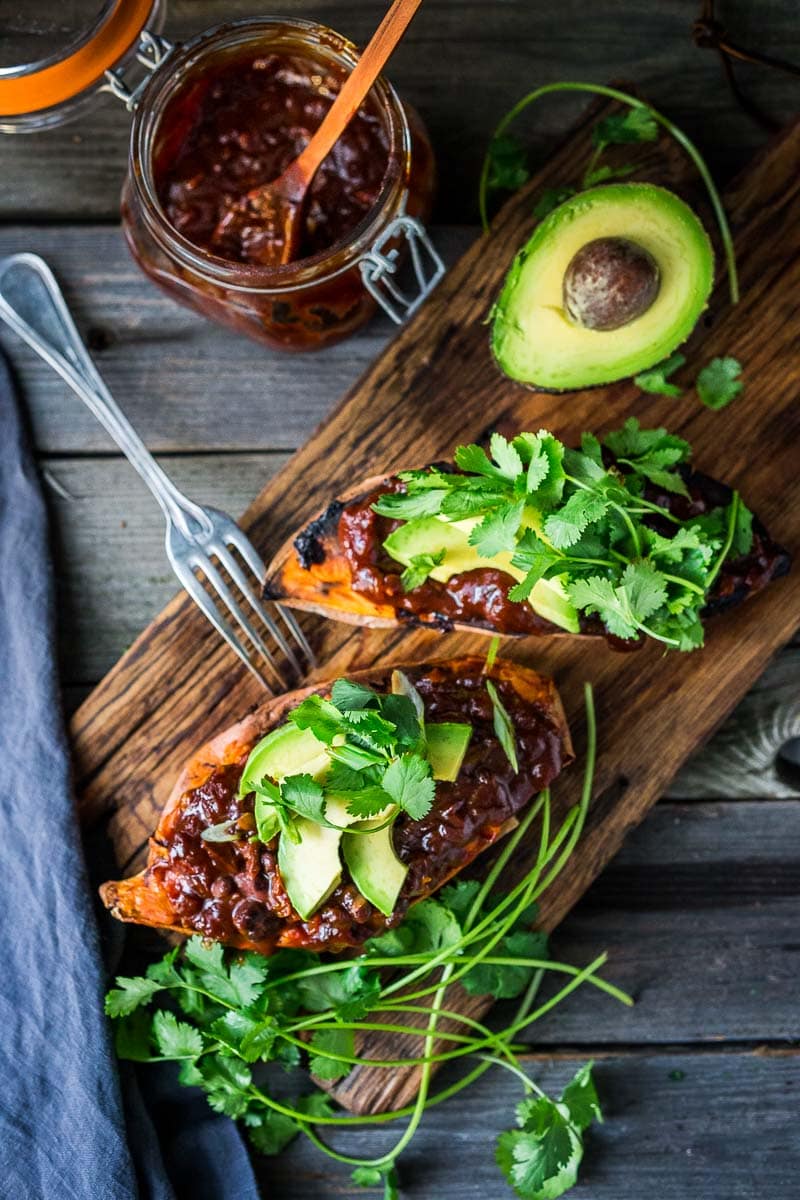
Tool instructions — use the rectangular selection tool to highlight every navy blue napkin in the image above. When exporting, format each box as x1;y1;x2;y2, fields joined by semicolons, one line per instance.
0;354;261;1200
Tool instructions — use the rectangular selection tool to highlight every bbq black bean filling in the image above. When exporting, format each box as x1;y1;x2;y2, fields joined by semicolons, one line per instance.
335;467;789;645
146;665;567;954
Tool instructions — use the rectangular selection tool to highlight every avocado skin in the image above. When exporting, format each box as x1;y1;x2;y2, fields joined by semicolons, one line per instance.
491;183;715;393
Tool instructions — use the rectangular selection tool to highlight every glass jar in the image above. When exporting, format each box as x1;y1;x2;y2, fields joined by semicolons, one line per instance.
0;10;441;352
122;18;438;351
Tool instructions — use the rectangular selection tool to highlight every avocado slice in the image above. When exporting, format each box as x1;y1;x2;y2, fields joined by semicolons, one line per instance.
383;514;579;633
278;797;360;921
426;722;472;781
342;820;407;917
491;183;714;391
239;723;329;795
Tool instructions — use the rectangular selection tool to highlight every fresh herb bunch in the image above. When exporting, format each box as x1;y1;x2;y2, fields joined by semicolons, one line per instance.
478;82;738;305
373;419;753;650
107;686;631;1200
234;676;438;846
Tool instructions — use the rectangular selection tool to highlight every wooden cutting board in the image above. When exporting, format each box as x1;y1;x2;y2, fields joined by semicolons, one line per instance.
71;94;800;1114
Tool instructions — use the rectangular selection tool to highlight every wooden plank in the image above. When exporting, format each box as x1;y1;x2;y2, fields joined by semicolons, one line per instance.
1;1;797;222
257;1050;800;1200
0;227;472;454
70;100;800;1113
42;452;289;681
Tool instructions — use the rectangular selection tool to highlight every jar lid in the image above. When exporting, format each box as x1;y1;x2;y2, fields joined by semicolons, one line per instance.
0;0;157;118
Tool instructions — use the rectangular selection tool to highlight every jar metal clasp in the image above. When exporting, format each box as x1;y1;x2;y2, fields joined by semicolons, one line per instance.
359;205;445;324
101;31;175;112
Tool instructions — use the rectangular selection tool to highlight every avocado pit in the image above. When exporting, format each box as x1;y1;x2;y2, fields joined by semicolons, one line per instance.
563;236;661;332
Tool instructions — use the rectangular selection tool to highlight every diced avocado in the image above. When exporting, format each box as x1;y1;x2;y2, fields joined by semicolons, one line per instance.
342;820;408;917
426;722;472;781
278;797;358;921
491;183;714;391
383;513;579;634
239;722;329;796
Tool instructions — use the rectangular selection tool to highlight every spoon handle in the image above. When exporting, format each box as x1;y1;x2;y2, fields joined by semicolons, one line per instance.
293;0;423;186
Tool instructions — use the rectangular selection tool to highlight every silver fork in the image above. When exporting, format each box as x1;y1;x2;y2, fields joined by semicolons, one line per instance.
0;252;314;692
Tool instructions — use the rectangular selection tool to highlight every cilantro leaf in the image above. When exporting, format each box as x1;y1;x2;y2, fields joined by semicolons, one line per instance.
105;975;163;1018
497;1088;587;1200
469;501;526;557
281;773;327;825
509;530;562;601
381;692;423;749
533;186;576;219
593;106;658;149
582;161;637;187
352;1165;401;1200
309;1028;354;1081
198;1054;252;1118
634;352;686;397
288;694;344;744
247;1109;300;1156
544;489;609;550
490;432;524;480
560;1063;602;1132
463;928;549;999
298;963;382;1021
114;1009;154;1062
486;679;518;772
602;417;691;463
345;786;396;819
152;1010;204;1059
696;356;743;410
515;432;566;505
331;679;378;711
454;442;505;479
381;753;436;820
400;549;445;592
372;488;447;519
486;132;530;193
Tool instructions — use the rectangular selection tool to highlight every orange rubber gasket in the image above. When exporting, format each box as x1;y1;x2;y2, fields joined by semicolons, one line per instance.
0;0;155;116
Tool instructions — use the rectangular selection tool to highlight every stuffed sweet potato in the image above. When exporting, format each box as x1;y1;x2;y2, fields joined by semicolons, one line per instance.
100;657;572;955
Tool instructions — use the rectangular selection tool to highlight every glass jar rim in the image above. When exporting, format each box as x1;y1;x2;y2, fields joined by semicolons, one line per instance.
129;16;412;294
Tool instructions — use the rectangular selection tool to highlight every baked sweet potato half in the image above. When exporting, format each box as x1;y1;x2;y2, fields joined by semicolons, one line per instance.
100;657;572;955
263;424;790;650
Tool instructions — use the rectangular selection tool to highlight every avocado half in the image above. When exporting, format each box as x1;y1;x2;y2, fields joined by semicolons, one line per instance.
491;183;715;391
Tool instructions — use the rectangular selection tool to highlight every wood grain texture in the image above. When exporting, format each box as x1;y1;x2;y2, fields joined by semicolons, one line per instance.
70;97;800;1112
0;226;472;454
1;1;798;223
258;1050;800;1200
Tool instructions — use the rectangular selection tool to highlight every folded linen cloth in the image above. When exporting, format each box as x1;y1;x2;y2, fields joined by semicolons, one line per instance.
0;354;261;1200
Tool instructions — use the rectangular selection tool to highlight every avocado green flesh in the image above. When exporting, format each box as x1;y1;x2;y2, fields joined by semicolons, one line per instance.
426;722;472;781
383;514;580;634
278;797;359;921
491;183;714;391
342;822;407;917
239;723;329;795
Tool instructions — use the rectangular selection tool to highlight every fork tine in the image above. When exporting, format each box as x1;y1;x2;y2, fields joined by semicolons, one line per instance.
176;556;284;691
221;526;316;666
211;539;305;676
191;556;292;690
176;564;279;691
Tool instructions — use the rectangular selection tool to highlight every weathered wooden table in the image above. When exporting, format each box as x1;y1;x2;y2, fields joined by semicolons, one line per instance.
1;3;798;1197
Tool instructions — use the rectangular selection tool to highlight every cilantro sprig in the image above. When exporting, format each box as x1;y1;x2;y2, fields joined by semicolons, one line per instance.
374;418;754;651
240;676;438;838
106;685;632;1200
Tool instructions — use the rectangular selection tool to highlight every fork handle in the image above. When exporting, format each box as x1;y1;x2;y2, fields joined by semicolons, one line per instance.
0;253;210;539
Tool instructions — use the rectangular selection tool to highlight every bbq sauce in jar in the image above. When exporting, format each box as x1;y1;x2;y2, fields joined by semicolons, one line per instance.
122;18;436;351
155;51;390;265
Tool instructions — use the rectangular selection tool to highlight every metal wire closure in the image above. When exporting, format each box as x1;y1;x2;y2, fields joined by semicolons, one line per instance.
101;30;174;111
359;208;446;324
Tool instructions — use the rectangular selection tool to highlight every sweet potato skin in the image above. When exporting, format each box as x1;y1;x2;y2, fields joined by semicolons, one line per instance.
100;657;572;954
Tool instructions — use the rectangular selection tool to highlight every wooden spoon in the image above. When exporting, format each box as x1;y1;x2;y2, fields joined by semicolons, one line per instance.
213;0;424;268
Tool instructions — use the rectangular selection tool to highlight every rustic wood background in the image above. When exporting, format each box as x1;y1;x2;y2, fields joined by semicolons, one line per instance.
1;2;798;1198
